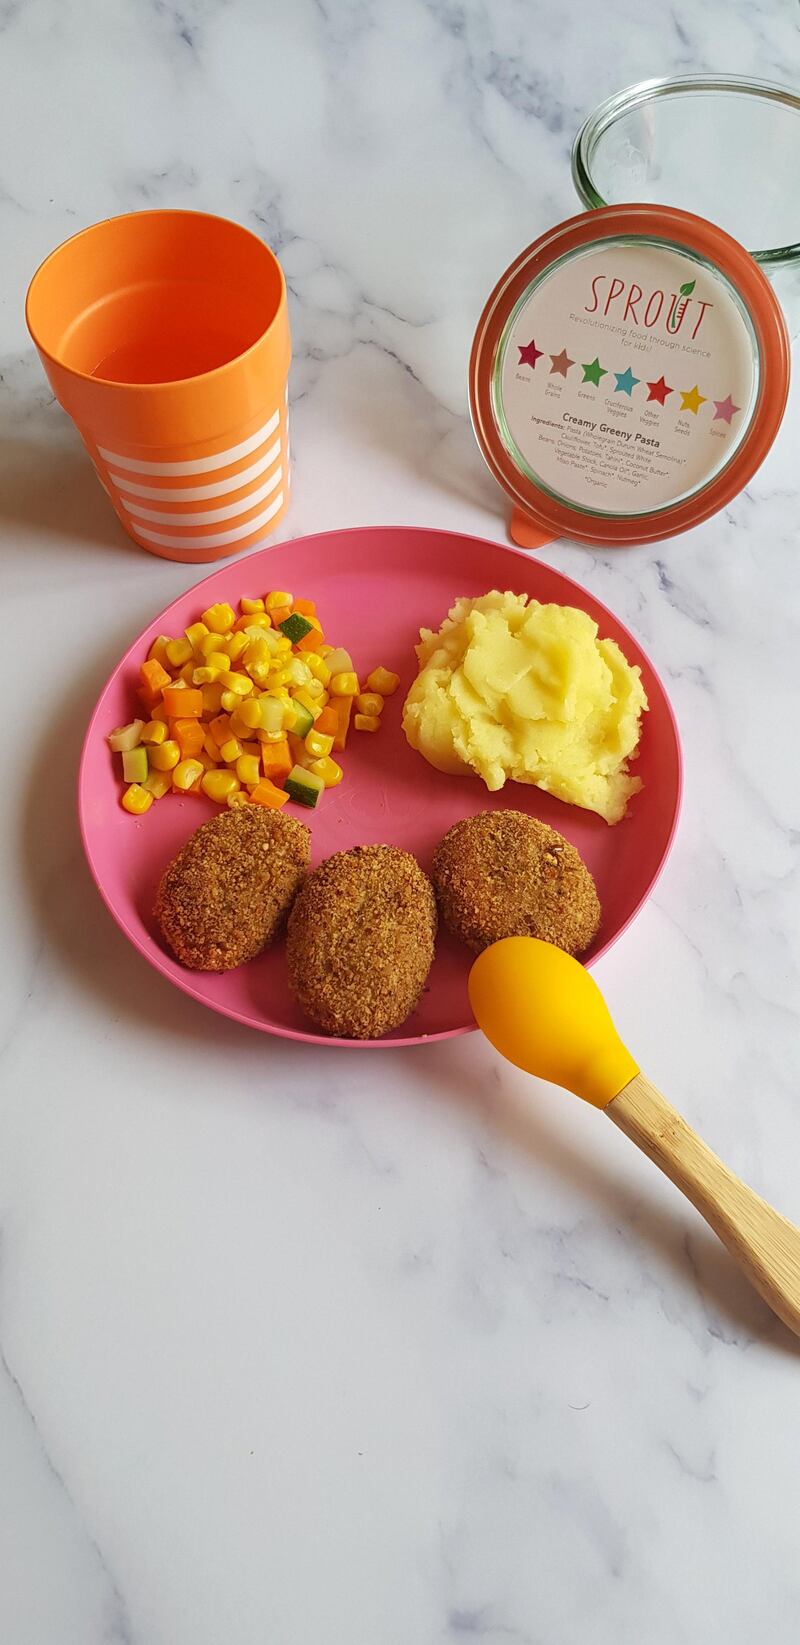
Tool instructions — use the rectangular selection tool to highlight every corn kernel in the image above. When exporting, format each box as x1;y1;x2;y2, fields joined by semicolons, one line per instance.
265;590;293;610
305;678;325;700
199;633;230;664
218;670;252;697
235;611;272;633
366;667;400;696
230;697;263;733
141;720;167;745
270;665;292;688
330;671;359;697
147;635;173;667
219;736;243;764
306;655;331;685
226;632;249;666
356;692;384;716
172;758;204;792
201;602;236;634
149;739;181;771
354;713;380;732
275;636;292;654
309;755;343;788
185;621;210;656
240;596;265;614
227;790;251;809
201;682;225;718
193;666;218;685
235;754;261;786
122;783;153;814
220;689;242;713
179;661;198;684
317;690;330;708
305;729;334;759
165;637;192;669
201;768;241;804
317;644;334;657
144;770;172;799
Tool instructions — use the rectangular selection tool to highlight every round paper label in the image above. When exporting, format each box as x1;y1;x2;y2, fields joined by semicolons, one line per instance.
494;240;758;517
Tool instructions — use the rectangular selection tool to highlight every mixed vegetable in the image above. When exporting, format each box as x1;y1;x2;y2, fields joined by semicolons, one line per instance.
107;591;400;815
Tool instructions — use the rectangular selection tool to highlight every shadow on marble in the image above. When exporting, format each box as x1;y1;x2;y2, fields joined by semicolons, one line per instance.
0;436;136;551
407;1042;800;1359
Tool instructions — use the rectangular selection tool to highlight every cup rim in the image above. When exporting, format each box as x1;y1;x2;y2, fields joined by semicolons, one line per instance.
25;208;287;393
572;73;800;267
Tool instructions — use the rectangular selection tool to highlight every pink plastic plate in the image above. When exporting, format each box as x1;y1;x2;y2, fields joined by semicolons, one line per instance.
79;526;682;1046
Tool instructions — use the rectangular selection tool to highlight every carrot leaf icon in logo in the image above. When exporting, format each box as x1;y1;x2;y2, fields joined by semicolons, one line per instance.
667;278;697;333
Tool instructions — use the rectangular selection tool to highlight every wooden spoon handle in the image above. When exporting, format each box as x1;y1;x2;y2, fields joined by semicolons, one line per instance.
607;1071;800;1335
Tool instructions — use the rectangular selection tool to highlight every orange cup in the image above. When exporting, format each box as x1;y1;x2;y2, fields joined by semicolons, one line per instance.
26;210;291;563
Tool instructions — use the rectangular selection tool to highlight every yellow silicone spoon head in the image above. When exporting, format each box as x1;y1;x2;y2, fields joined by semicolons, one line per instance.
468;937;639;1108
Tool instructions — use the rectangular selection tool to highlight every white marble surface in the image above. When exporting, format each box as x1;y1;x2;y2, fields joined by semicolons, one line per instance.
3;3;800;1642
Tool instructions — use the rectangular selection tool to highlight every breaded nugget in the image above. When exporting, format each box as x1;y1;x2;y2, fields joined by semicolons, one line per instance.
432;810;600;957
286;845;437;1038
156;806;309;971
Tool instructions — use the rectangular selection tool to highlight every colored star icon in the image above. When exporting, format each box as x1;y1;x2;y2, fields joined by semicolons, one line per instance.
712;393;741;425
581;357;607;386
518;339;543;368
549;347;575;377
613;366;640;396
680;384;707;415
646;376;673;405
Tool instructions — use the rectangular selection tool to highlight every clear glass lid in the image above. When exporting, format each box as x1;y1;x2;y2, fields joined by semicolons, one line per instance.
572;76;800;266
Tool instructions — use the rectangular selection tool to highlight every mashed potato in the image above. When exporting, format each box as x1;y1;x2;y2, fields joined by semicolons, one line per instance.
402;591;648;825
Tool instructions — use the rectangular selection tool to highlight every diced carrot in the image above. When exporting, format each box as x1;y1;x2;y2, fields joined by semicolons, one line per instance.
261;737;293;784
249;779;289;809
173;717;205;757
315;706;338;737
140;658;172;695
292;598;316;616
267;605;292;628
331;694;352;751
296;625;324;651
209;713;232;746
164;685;203;718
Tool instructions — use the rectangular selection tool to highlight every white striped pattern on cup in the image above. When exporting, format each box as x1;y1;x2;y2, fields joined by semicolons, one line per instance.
88;403;289;562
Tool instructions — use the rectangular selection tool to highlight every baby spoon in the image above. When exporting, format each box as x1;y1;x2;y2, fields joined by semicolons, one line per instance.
469;937;800;1336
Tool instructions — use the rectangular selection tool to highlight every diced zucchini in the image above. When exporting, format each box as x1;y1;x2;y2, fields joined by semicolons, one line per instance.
279;612;314;644
122;746;149;784
284;764;324;808
108;718;145;754
257;696;287;739
323;647;353;677
288;700;314;738
285;656;311;687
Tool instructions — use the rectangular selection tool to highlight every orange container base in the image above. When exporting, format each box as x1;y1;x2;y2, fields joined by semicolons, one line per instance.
84;403;290;563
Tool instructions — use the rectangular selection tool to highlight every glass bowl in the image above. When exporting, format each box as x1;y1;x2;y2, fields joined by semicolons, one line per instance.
572;75;800;327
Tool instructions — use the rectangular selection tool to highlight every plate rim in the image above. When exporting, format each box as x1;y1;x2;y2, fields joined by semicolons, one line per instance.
78;524;684;1048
